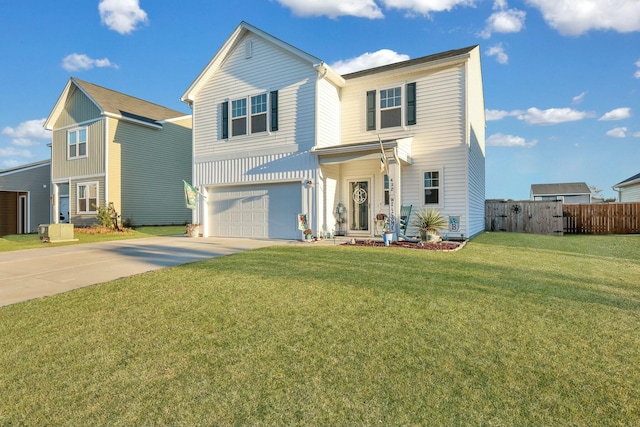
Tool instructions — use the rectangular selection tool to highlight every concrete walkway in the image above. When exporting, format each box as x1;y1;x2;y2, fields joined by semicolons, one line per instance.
0;236;294;308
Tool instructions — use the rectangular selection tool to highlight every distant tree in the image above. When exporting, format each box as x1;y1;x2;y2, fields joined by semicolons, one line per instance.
589;185;617;203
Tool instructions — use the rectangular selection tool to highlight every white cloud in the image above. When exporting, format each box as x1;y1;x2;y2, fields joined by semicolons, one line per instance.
632;131;640;137
517;107;595;125
276;0;383;18
599;107;631;121
634;59;640;79
2;118;49;140
99;0;148;34
526;0;640;35
572;91;587;105
62;53;118;72
0;146;35;158
485;109;522;120
486;43;509;64
606;127;627;138
479;1;526;39
381;0;477;15
486;133;537;147
330;49;410;74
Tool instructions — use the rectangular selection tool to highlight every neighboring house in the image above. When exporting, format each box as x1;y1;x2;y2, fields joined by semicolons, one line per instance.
181;22;485;240
530;182;592;204
44;78;193;227
0;160;51;235
613;172;640;202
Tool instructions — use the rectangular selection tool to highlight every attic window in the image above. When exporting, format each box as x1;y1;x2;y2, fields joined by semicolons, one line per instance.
245;40;253;59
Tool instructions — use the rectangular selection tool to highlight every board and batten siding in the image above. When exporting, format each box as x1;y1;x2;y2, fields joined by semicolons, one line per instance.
53;86;102;129
192;33;320;190
112;118;192;226
51;119;106;181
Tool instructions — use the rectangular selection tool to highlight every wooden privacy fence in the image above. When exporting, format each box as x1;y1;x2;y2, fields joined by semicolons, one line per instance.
563;202;640;234
485;200;564;235
486;200;640;235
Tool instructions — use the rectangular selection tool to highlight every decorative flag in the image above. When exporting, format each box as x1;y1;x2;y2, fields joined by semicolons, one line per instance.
183;180;198;210
379;137;387;173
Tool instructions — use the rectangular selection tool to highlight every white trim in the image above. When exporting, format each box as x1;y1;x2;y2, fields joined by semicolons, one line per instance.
104;117;109;203
52;117;102;132
204;177;304;188
66;127;88;160
102;112;163;129
76;181;99;214
55;173;105;183
422;168;444;208
343;174;375;236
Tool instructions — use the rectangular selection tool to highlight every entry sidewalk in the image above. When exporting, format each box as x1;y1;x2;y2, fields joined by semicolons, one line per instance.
0;236;290;308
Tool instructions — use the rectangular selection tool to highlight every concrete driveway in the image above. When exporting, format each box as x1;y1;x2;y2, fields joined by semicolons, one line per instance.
0;236;291;308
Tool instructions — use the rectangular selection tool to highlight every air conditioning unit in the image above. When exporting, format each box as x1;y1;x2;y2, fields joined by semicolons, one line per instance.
38;224;50;242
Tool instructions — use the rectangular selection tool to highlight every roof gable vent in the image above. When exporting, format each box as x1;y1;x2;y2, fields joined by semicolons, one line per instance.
245;40;253;59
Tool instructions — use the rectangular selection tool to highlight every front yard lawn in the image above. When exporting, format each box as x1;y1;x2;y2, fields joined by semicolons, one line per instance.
1;233;638;425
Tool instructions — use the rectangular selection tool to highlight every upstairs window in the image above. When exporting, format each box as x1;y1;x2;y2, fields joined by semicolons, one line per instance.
231;99;247;136
424;171;440;205
366;83;416;131
251;94;267;133
380;87;402;128
221;91;278;139
77;182;98;214
68;128;87;159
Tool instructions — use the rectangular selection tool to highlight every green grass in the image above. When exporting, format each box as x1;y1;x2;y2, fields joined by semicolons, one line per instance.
0;225;186;252
1;233;639;426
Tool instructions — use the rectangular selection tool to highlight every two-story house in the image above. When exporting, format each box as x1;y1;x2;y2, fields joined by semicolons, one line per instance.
45;78;193;227
181;22;485;240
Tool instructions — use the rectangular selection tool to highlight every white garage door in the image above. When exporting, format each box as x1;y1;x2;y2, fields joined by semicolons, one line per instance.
209;183;302;239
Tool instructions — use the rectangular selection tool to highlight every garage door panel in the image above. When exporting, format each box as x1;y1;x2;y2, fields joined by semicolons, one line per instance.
209;183;301;239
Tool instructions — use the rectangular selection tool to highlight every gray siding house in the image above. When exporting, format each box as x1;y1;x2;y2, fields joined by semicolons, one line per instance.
613;172;640;202
181;22;486;240
44;78;193;227
0;160;51;235
530;182;592;204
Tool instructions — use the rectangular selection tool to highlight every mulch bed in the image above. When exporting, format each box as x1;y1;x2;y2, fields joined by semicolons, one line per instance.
341;239;464;251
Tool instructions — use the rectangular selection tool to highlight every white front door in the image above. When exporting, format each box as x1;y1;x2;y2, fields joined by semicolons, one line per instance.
349;180;370;234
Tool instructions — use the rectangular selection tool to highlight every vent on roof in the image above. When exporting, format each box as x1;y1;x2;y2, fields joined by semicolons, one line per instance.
245;40;253;59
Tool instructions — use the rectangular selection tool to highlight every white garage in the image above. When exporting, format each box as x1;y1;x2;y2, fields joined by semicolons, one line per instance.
208;182;302;239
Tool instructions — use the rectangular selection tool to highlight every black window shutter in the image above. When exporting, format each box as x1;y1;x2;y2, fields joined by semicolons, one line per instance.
366;90;376;131
406;82;416;126
270;90;278;132
221;101;229;139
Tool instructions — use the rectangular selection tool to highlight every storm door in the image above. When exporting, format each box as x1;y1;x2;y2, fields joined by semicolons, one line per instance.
349;180;370;233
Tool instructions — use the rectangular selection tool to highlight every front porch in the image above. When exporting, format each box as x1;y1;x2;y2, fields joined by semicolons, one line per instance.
312;138;412;240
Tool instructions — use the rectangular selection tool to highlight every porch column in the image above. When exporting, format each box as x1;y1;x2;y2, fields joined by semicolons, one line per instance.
387;150;402;241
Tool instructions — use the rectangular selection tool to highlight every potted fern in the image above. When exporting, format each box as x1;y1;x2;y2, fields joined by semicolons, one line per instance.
412;208;447;242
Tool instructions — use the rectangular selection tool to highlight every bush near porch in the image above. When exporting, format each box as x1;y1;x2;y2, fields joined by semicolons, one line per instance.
0;233;639;426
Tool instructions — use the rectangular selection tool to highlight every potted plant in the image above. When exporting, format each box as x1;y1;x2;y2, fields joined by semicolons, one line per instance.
412;209;447;242
186;223;200;238
303;228;313;240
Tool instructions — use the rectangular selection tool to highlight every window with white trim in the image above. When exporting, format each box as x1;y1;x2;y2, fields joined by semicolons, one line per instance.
251;93;267;133
68;128;87;159
380;87;402;128
423;171;440;205
77;182;98;214
231;98;247;136
383;174;390;205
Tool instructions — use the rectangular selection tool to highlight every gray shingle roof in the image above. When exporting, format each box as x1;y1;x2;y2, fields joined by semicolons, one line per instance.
530;182;591;196
341;45;478;80
614;172;640;187
72;78;187;123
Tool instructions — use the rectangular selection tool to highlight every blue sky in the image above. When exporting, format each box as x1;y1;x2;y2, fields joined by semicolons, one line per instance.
1;0;639;200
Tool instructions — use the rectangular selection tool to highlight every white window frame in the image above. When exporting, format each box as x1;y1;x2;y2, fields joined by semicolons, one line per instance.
228;92;270;138
250;93;268;134
231;98;247;137
67;127;88;160
379;85;403;129
77;181;99;214
423;169;443;207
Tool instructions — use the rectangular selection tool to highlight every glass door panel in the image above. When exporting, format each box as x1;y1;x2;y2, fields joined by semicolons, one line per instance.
349;180;369;232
